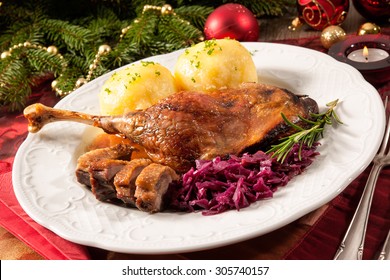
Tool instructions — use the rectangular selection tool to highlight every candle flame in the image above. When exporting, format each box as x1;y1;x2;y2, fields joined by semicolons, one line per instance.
363;46;368;62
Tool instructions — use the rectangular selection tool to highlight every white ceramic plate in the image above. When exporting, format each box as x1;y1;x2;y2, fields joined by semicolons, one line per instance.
13;43;385;254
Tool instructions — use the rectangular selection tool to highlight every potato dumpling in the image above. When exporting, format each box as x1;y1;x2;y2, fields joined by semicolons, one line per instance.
174;39;258;92
99;61;178;115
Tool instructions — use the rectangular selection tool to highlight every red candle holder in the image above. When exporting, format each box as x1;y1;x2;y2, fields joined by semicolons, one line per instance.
328;34;390;86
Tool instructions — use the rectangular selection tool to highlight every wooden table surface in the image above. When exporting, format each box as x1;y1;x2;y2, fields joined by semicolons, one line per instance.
0;3;387;260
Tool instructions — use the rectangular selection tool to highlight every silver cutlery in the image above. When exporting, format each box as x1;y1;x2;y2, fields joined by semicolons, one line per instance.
377;229;390;260
334;96;390;260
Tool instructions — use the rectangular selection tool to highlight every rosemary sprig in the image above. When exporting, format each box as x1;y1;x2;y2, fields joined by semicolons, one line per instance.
267;99;343;163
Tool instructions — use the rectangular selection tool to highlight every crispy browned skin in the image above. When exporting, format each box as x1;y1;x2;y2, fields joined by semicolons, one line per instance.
76;144;178;212
114;158;152;205
99;83;318;172
75;144;134;202
134;163;179;213
24;83;318;173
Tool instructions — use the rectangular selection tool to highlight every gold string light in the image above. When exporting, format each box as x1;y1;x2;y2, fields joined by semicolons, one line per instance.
51;44;111;96
0;42;68;96
0;41;111;97
143;4;175;15
0;42;66;68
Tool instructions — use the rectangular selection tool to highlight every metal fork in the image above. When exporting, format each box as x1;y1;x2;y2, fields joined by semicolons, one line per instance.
377;230;390;260
334;96;390;260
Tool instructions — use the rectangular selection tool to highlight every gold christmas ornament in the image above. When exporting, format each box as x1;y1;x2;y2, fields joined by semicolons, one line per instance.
51;79;59;90
98;44;111;55
75;77;88;88
161;4;174;15
121;27;130;34
89;63;97;70
320;25;346;49
1;51;11;59
47;45;58;55
120;26;130;40
288;17;304;31
357;22;381;36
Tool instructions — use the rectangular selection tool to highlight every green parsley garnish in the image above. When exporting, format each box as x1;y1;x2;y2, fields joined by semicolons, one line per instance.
203;39;222;56
141;61;155;67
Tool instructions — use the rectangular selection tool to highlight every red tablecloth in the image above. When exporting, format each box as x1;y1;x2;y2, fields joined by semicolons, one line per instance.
0;81;90;260
1;35;389;260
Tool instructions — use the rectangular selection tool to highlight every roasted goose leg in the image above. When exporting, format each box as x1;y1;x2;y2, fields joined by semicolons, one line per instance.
24;82;318;173
24;102;101;133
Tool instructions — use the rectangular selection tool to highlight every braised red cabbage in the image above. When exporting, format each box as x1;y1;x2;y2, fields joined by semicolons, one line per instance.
167;143;319;215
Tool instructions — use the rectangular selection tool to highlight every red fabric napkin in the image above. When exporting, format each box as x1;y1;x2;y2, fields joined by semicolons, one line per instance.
0;81;90;260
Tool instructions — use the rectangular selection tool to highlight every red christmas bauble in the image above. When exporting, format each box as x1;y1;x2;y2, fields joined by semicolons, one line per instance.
204;4;259;41
353;0;390;21
297;0;350;30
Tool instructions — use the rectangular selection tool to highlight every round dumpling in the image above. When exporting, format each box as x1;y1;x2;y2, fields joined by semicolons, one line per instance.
99;61;178;115
174;39;258;92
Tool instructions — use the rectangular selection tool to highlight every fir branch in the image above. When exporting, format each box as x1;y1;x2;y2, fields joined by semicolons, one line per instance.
40;19;94;52
220;0;295;16
146;40;178;56
105;42;141;69
171;0;295;16
122;13;159;46
82;8;124;44
0;59;32;111
0;2;45;30
0;14;46;51
158;15;204;47
54;66;84;93
26;49;64;76
175;5;214;30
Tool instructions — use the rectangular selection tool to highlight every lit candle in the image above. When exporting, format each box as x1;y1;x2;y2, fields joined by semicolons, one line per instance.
328;34;390;85
347;46;389;63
